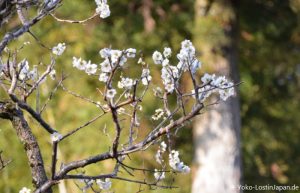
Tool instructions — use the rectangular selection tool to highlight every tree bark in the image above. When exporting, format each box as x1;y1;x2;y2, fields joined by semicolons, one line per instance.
0;101;52;193
192;0;242;193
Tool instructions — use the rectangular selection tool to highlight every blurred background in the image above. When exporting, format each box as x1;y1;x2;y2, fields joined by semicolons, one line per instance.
0;0;300;192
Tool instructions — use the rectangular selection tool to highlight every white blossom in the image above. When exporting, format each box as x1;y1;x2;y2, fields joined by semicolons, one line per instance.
141;68;152;85
162;59;169;67
118;55;127;66
106;89;117;99
165;83;174;93
152;51;163;65
126;48;136;58
51;132;62;142
84;61;97;75
99;73;109;82
152;109;164;120
163;47;172;58
95;0;104;5
177;49;188;62
17;60;37;81
95;1;110;19
160;66;179;90
168;66;179;78
181;39;193;50
96;101;102;108
169;150;190;173
175;161;190;173
18;59;30;80
175;40;199;73
99;48;111;58
72;57;86;70
110;49;122;64
155;141;167;164
118;77;134;89
142;77;151;85
96;178;112;190
117;107;125;114
124;92;132;99
19;187;31;193
201;73;215;84
28;69;38;81
49;69;56;80
137;105;143;111
100;59;112;72
192;85;212;101
191;59;201;74
218;80;235;101
137;57;143;64
160;141;167;152
154;169;165;180
180;40;195;57
52;43;66;56
177;61;185;71
197;73;235;101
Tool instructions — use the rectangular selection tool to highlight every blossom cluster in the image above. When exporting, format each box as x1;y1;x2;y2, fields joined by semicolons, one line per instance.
98;48;136;83
52;43;66;56
72;47;139;100
96;178;112;190
154;142;190;180
17;59;37;81
154;141;167;180
118;77;134;90
45;39;235;189
95;0;110;19
169;150;190;173
154;169;165;181
177;40;201;74
80;178;112;191
155;141;167;164
152;108;164;120
0;59;35;81
152;40;202;93
141;68;152;86
72;57;98;75
193;73;235;101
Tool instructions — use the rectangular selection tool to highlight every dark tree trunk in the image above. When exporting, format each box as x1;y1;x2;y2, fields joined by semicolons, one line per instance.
192;0;242;193
0;101;52;193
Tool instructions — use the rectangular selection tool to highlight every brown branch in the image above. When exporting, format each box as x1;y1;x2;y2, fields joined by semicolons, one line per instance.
0;0;61;54
9;94;57;134
111;105;122;157
25;58;56;98
59;112;105;141
122;103;203;155
0;150;11;171
40;76;66;114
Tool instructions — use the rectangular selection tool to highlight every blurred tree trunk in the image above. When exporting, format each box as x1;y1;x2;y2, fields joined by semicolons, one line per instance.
192;0;242;193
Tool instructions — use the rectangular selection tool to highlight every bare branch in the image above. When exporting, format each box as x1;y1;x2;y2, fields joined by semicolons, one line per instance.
51;12;99;24
9;94;57;134
0;150;11;171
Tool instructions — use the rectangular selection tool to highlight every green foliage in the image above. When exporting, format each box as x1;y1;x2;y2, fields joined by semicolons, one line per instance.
239;0;300;191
